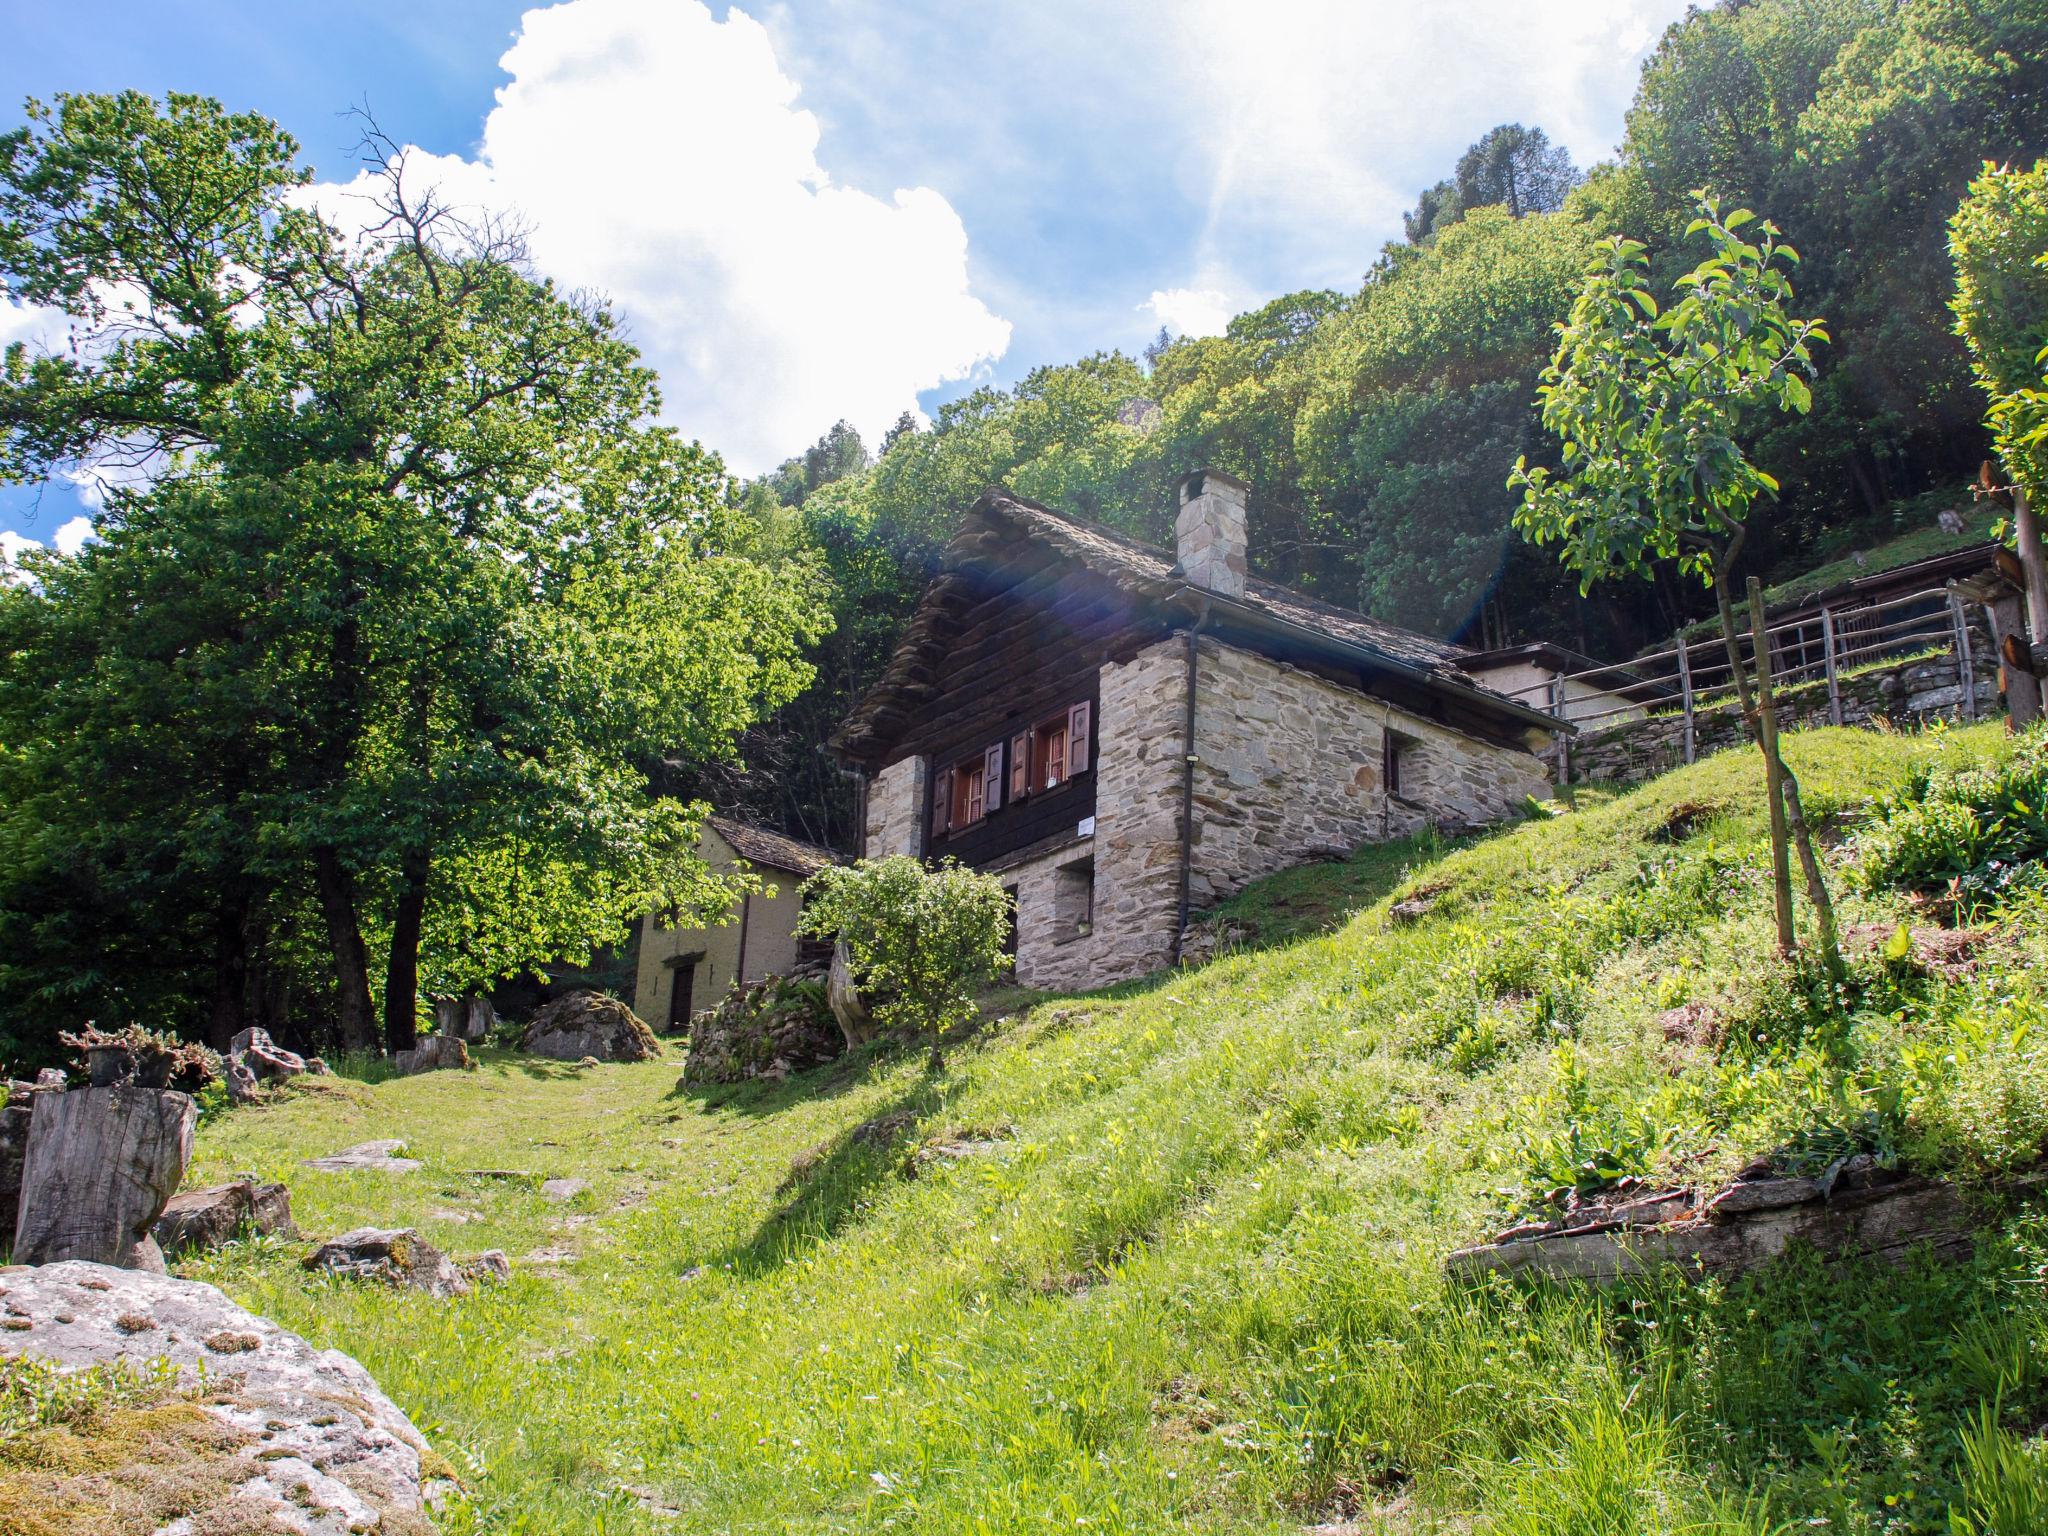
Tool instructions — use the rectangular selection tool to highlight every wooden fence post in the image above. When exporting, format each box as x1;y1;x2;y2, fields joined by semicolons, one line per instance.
1550;674;1570;784
1820;607;1843;727
1675;634;1696;764
1950;593;1978;721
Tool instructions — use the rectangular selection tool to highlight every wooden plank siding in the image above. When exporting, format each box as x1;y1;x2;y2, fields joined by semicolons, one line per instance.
884;542;1164;871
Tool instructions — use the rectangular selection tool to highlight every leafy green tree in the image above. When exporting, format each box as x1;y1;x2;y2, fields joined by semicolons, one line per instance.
1455;124;1579;220
1951;158;2048;664
796;856;1010;1071
763;419;871;508
1511;195;1838;965
0;93;827;1055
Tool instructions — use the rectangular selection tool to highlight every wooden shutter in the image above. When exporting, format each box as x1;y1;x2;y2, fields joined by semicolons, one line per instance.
1010;734;1029;799
1068;701;1092;774
931;765;953;837
983;742;1004;813
1381;732;1400;796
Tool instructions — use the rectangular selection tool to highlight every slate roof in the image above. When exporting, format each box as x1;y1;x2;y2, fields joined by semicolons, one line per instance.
706;816;841;877
988;490;1470;673
833;485;1564;763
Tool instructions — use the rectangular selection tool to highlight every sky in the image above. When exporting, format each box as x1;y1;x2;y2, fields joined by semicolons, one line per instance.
0;0;1694;550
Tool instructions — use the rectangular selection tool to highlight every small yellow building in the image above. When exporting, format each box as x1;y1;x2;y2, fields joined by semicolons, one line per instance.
632;817;841;1033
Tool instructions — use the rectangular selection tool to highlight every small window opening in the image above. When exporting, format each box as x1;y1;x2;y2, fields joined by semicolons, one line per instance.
1052;857;1094;942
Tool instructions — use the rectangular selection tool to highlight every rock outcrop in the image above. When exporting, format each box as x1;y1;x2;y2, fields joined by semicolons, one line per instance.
0;1260;442;1534
13;1082;195;1271
684;973;842;1084
302;1139;423;1174
305;1227;471;1298
520;990;660;1063
1446;1158;1984;1285
154;1179;296;1257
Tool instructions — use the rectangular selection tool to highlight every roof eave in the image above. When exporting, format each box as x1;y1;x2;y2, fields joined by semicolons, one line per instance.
1161;585;1571;743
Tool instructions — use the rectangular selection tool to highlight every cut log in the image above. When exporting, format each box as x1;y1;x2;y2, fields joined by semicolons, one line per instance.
13;1084;196;1272
393;1035;470;1075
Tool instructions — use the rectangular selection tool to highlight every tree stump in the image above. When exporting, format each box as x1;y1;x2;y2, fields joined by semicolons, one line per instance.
828;941;878;1050
13;1083;196;1272
0;1081;35;1247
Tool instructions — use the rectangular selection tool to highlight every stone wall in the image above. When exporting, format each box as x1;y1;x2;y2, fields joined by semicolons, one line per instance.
1566;643;2002;788
863;755;926;859
863;635;1552;993
1184;639;1552;911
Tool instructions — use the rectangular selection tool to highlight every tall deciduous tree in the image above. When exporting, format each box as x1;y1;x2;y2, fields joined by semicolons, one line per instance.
0;93;827;1056
1950;159;2048;650
1511;195;1838;968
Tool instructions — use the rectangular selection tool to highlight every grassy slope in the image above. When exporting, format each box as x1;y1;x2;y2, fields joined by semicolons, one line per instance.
177;725;2048;1535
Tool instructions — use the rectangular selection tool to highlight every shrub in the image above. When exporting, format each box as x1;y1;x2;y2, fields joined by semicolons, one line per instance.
797;857;1011;1069
1853;731;2048;912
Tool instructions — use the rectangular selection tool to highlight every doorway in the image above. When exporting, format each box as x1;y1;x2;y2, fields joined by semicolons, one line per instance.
667;960;697;1034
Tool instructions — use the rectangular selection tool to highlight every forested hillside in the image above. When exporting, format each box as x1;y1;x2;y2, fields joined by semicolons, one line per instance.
710;0;2048;848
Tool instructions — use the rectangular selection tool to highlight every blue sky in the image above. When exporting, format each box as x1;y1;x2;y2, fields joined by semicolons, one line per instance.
0;0;1692;549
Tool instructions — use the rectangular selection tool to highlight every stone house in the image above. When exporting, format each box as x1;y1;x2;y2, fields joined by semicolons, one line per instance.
632;817;838;1032
830;469;1560;993
1453;641;1664;727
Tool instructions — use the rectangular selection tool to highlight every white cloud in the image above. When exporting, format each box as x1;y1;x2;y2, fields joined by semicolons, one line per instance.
50;516;95;557
1142;288;1235;340
0;530;35;585
309;0;1010;474
1158;0;1684;282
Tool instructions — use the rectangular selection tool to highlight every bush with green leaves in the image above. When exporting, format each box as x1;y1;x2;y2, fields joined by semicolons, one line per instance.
1853;729;2048;909
796;857;1011;1068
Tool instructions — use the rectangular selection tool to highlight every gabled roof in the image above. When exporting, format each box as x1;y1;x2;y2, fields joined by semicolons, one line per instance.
706;816;841;877
995;489;1467;672
833;487;1564;764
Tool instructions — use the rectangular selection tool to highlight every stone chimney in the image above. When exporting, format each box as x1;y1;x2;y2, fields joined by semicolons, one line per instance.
1174;468;1248;599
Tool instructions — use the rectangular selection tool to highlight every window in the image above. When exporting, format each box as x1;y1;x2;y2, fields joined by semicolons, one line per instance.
1383;728;1418;797
1052;857;1094;941
1022;701;1092;797
930;700;1090;839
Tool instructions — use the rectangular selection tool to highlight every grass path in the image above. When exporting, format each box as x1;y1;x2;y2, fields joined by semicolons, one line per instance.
177;725;2048;1534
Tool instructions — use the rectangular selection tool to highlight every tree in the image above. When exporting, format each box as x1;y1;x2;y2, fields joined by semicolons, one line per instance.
1403;179;1462;244
763;419;871;508
1950;159;2048;655
1510;195;1838;967
795;856;1009;1071
0;93;827;1056
1455;124;1579;221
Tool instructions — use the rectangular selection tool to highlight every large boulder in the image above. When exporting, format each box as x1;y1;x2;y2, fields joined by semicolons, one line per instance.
0;1259;441;1534
520;990;660;1063
684;973;843;1084
305;1226;470;1299
13;1082;195;1272
154;1179;296;1257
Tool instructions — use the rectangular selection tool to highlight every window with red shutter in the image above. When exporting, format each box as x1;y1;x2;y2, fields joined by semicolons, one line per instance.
983;742;1004;813
1067;701;1091;774
1009;734;1029;799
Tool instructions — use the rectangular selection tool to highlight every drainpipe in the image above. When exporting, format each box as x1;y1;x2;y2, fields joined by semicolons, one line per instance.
1173;599;1213;964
